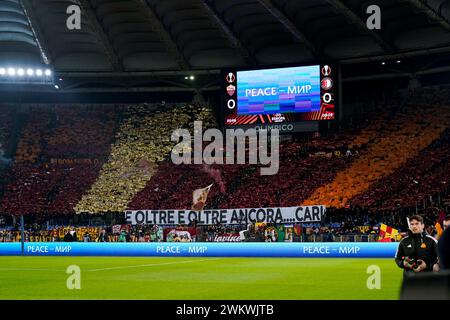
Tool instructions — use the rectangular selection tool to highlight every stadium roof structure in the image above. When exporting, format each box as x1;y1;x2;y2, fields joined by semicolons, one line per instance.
1;0;450;92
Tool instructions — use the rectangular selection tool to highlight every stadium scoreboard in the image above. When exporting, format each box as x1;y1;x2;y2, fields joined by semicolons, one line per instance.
222;64;337;133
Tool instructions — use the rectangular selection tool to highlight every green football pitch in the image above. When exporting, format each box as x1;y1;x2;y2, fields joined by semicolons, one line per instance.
0;257;402;300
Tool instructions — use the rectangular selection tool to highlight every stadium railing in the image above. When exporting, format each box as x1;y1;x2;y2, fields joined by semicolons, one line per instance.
303;234;380;242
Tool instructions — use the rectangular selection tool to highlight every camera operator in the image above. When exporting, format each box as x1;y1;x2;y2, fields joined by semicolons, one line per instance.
395;215;438;276
438;227;450;270
432;215;450;271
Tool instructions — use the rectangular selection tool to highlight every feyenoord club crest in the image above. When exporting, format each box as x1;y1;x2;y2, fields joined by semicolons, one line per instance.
226;84;236;96
321;65;331;76
321;77;333;90
226;72;235;83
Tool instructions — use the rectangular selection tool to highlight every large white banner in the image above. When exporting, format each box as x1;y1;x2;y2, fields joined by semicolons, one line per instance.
125;206;325;225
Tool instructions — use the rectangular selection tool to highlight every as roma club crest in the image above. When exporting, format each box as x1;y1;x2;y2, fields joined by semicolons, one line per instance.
226;84;236;96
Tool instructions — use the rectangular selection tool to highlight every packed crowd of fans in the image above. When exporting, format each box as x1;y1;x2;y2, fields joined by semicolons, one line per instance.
14;111;50;163
127;106;370;210
0;87;449;235
0;105;119;215
221;138;354;209
43;108;117;159
0;222;372;243
75;103;216;213
351;129;450;209
0;106;15;167
1;204;448;243
125;99;450;212
303;103;450;208
0;106;13;152
0;106;14;206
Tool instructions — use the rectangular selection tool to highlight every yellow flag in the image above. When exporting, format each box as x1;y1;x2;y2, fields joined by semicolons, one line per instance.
380;224;398;239
435;222;443;239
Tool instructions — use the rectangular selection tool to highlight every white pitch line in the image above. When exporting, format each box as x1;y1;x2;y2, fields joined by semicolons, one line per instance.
86;258;223;272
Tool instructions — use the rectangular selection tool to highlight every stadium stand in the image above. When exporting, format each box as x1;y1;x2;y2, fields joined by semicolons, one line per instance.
14;111;50;163
350;129;450;209
74;103;215;213
0;105;119;215
303;104;450;208
3;0;450;304
0;91;450;242
0;106;14;155
43;108;117;159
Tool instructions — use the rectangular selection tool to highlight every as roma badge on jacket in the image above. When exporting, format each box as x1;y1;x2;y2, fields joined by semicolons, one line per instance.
421;243;427;249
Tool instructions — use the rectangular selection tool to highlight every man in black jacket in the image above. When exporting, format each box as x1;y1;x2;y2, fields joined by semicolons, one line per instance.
432;215;450;271
395;215;438;276
438;228;450;270
63;230;73;242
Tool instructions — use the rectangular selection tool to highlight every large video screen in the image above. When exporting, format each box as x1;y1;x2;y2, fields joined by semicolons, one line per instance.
223;64;336;128
237;65;320;115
